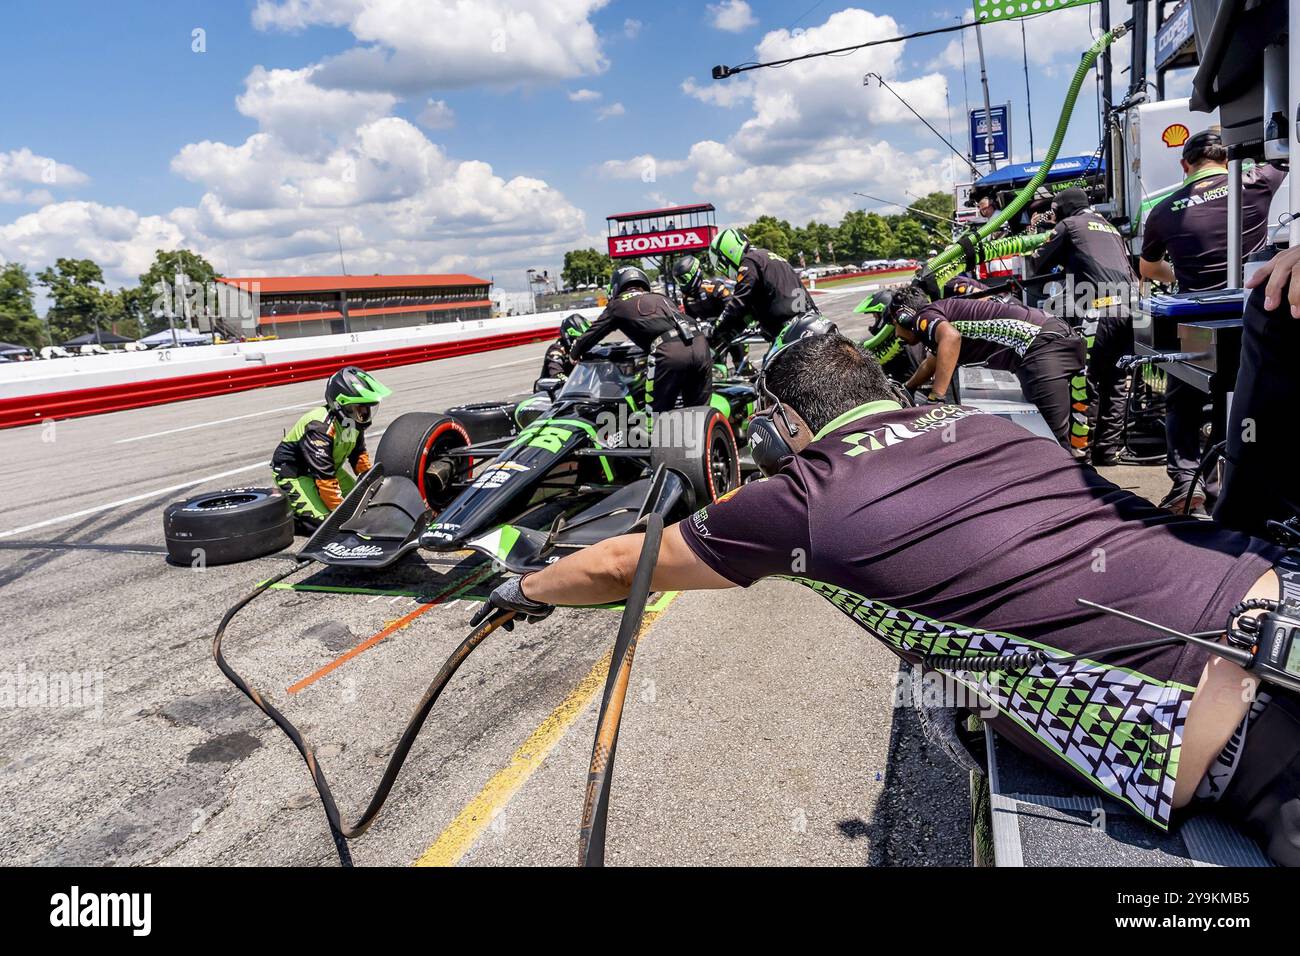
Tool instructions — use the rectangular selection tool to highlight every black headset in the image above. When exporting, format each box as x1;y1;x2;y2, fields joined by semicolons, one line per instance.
748;365;802;477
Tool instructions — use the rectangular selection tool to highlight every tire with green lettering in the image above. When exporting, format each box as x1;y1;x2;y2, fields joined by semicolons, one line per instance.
651;406;739;510
375;413;471;509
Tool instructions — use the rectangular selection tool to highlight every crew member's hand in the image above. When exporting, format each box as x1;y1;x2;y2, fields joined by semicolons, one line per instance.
1246;245;1300;318
469;574;554;630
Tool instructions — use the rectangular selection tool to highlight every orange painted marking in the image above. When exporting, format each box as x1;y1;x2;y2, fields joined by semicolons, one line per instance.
286;564;494;695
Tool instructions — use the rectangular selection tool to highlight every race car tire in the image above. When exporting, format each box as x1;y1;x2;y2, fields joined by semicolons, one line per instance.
443;402;516;444
163;487;293;566
651;406;739;510
376;412;472;509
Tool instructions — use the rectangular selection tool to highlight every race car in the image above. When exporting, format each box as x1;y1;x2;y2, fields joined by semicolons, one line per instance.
298;341;758;574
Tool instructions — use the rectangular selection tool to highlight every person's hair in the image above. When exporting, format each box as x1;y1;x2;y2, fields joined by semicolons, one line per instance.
887;285;931;322
1184;128;1227;167
764;333;894;433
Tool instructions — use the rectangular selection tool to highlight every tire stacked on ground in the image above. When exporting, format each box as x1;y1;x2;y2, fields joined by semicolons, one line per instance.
163;488;294;565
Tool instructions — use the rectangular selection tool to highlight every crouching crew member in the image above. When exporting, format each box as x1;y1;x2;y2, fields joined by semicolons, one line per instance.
709;227;816;346
271;366;391;533
570;266;711;413
539;313;590;382
887;285;1087;451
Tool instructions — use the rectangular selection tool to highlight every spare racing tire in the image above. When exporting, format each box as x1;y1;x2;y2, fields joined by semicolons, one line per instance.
443;402;515;444
651;406;739;510
376;412;472;509
163;487;293;566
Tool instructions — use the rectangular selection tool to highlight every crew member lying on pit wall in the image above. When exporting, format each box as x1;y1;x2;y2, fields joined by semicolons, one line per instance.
473;332;1299;866
271;366;390;534
885;285;1088;452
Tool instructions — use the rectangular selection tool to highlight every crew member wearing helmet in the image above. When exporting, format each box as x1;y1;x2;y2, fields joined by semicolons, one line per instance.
673;255;742;367
569;265;711;413
539;313;590;381
887;285;1086;450
271;366;391;533
709;227;816;346
1027;186;1139;465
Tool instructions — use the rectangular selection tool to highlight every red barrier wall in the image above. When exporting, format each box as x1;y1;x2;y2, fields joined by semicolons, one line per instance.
0;325;558;429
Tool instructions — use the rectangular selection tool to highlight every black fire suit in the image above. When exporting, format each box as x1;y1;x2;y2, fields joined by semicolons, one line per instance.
713;247;816;343
683;277;742;365
1028;207;1138;463
539;338;573;380
571;289;711;413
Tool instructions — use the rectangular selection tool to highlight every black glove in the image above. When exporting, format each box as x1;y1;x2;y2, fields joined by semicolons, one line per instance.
469;574;554;630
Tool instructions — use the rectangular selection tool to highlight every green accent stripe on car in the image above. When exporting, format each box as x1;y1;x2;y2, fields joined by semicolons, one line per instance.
710;393;732;417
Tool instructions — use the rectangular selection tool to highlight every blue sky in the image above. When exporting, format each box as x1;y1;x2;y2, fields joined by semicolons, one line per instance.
0;0;1163;293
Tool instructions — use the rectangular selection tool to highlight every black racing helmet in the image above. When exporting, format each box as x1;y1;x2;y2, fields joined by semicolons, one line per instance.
672;255;704;297
610;265;652;298
325;365;391;427
559;313;590;351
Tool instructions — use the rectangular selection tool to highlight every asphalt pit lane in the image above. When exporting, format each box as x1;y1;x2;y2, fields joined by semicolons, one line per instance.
301;620;357;652
187;731;262;764
159;688;264;735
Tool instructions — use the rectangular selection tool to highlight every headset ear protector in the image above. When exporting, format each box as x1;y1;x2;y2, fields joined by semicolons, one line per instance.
748;366;802;477
892;303;920;331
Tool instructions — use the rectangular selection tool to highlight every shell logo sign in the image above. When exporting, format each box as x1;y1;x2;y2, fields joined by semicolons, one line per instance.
1162;123;1190;148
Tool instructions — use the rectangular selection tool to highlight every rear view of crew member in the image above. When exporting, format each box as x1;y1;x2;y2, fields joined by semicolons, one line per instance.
673;255;735;323
709;228;816;346
271;366;391;533
1028;186;1139;465
888;286;1087;450
1138;128;1288;511
539;313;590;381
570;266;712;413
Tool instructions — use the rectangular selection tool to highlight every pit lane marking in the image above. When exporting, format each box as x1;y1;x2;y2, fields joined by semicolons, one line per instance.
112;401;320;444
412;592;680;867
285;564;496;695
486;356;541;370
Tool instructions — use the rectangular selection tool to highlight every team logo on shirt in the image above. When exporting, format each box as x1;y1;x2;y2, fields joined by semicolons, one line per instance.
690;508;711;537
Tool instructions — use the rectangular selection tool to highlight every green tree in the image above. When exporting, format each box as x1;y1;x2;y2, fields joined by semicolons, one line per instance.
36;257;124;342
122;248;222;335
859;213;897;260
0;263;46;349
891;218;934;259
907;191;956;229
561;248;616;288
745;215;793;260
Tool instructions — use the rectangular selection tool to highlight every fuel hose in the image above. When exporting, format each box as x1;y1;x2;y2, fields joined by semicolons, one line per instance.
578;512;664;866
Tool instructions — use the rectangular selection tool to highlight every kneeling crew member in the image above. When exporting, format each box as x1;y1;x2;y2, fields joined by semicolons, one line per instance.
888;286;1086;450
271;366;390;533
570;266;711;413
539;313;590;381
474;332;1295;865
709;227;816;346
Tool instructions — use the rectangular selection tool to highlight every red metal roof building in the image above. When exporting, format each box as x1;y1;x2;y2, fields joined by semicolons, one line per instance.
215;273;492;339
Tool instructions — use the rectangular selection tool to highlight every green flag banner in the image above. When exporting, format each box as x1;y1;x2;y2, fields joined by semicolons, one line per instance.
973;0;1098;25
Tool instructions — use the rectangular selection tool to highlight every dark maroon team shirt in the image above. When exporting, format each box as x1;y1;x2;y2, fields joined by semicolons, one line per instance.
1140;161;1287;292
680;400;1278;826
914;296;1074;372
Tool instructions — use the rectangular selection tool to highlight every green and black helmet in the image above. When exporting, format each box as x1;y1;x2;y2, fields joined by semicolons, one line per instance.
560;313;590;351
709;227;749;277
325;365;391;427
854;289;895;334
672;255;704;296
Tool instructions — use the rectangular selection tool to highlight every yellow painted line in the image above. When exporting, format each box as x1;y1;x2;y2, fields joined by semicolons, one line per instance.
413;592;680;867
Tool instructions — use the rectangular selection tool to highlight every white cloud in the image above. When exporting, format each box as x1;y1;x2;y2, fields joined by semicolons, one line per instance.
598;154;690;180
252;0;610;92
234;65;397;155
417;98;455;129
623;18;642;38
596;102;625;121
0;201;183;286
681;75;754;108
0;149;89;205
568;88;601;102
708;0;757;33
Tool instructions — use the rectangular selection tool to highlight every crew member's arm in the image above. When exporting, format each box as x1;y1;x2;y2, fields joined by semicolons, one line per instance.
928;322;962;400
522;524;736;606
1246;243;1300;318
713;262;756;342
905;354;936;391
1026;221;1070;276
569;306;616;358
1138;213;1176;285
302;424;344;510
349;431;372;475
